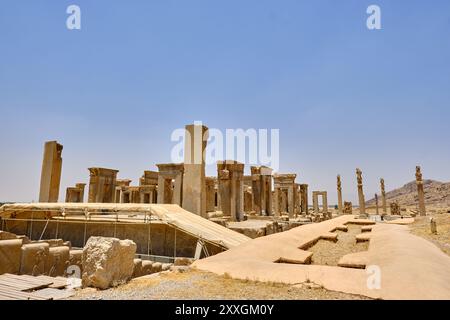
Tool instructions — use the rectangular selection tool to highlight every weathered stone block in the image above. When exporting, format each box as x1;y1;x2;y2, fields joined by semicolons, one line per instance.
141;260;153;275
0;239;22;275
174;257;195;266
20;243;50;275
0;231;17;240
82;237;136;289
151;262;162;273
46;246;70;276
133;258;142;278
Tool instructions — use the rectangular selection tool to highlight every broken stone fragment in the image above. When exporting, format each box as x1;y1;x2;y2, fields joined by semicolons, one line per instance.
82;236;136;290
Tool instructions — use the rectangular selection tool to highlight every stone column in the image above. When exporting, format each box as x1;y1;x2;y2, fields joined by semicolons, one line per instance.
250;168;262;215
300;184;308;215
182;123;209;217
39;141;63;202
416;166;427;216
337;175;343;214
356;168;366;216
312;192;319;215
273;187;280;217
380;178;387;215
251;166;273;216
322;192;329;219
205;177;216;213
375;193;379;215
287;186;295;219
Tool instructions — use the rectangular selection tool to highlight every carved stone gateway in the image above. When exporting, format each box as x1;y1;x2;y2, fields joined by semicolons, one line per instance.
88;168;119;203
312;191;329;220
217;160;245;221
39;141;63;202
139;171;158;204
114;179;132;203
65;183;86;203
250;166;273;216
156;163;184;205
415;166;427;216
273;174;297;218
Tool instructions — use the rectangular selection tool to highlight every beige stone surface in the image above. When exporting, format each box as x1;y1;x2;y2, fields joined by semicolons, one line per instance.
133;258;143;278
20;242;50;275
46;246;70;276
0;239;22;274
82;236;137;289
193;215;450;299
141;260;153;275
0;231;18;240
69;249;83;270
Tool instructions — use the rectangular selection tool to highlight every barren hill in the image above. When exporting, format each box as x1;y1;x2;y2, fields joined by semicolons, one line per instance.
366;180;450;208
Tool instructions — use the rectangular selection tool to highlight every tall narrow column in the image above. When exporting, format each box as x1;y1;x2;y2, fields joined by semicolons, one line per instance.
337;175;343;214
380;178;387;215
375;193;379;215
312;192;319;215
356;168;366;216
415;166;427;216
182;123;209;217
300;184;308;215
39;141;63;202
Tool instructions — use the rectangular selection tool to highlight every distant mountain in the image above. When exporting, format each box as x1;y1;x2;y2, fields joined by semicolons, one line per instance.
366;180;450;207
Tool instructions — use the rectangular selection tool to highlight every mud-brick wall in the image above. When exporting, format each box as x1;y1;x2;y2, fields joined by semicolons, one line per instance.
3;215;223;258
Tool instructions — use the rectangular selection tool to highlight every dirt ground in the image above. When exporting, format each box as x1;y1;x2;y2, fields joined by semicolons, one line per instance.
409;212;450;257
71;268;370;300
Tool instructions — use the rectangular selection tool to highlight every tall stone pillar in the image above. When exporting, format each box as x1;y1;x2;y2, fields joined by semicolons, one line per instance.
205;177;216;213
251;166;273;216
182;123;209;217
39;141;63;202
273;188;280;217
337;175;343;214
380;178;387;215
300;184;308;215
375;193;379;215
217;161;244;221
322;192;328;217
312;192;319;215
356;168;366;216
415;166;427;216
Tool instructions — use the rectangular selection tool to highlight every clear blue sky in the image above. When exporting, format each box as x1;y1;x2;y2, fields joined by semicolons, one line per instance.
1;0;450;203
